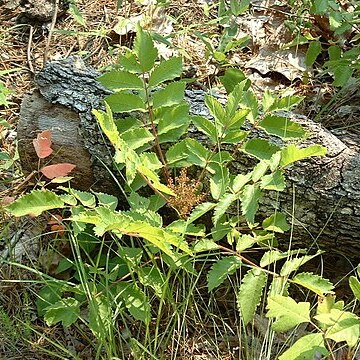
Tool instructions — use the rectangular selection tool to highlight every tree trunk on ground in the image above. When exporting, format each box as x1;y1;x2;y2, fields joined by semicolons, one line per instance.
17;57;360;259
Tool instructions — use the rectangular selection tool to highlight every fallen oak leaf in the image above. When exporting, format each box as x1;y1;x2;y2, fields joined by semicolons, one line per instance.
33;130;53;159
41;163;76;179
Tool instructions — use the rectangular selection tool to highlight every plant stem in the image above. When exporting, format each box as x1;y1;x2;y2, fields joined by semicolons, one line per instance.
143;75;171;184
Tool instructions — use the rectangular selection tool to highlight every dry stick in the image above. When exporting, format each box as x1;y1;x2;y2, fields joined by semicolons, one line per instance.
27;25;34;74
43;0;59;65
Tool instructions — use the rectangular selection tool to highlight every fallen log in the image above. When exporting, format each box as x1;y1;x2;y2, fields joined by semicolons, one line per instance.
17;57;360;258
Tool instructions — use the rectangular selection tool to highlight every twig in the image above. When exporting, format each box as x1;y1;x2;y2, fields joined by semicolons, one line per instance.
43;0;59;65
27;25;34;74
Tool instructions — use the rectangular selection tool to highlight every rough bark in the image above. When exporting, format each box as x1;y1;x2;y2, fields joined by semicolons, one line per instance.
17;57;360;258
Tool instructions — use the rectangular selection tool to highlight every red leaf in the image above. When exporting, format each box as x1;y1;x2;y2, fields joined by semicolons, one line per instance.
33;130;53;159
41;163;76;179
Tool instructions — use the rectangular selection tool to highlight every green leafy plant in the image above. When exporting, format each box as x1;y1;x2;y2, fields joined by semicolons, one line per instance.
287;0;360;87
5;25;360;359
195;0;251;64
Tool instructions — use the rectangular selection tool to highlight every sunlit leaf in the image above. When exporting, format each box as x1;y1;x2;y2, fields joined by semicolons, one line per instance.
6;190;65;217
98;70;143;91
293;272;334;296
243;139;280;161
259;115;306;139
266;295;310;332
278;333;328;360
134;26;158;72
280;144;327;167
148;57;183;87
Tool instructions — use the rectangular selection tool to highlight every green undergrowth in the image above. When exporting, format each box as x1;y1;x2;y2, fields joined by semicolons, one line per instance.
2;19;360;360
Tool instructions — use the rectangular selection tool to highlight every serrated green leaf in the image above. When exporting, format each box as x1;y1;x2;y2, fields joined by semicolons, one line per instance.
262;212;290;233
70;189;96;208
219;68;248;94
191;115;218;143
280;144;327;167
210;165;230;200
121;127;154;150
224;82;247;119
237;268;267;325
140;152;163;171
269;95;304;112
153;81;186;108
118;49;142;73
315;309;360;347
241;89;258;123
185;138;212;168
116;282;151;324
251;161;269;182
221;129;248;144
188;202;217;223
115;117;142;134
44;298;80;327
157;103;190;143
165;140;191;167
98;70;143;91
278;333;328;360
134;26;158;72
259;115;306;139
213;193;237;225
329;9;342;29
328;45;341;61
260;249;308;267
240;184;262;224
137;165;175;196
193;239;219;253
349;276;360;301
167;220;205;237
266;295;310;332
93;104;121;146
205;94;226;125
232;173;252;193
236;234;258;252
148;57;183;87
207;256;242;292
6;190;65;217
212;221;232;241
293;272;334;296
262;90;275;112
305;41;322;67
108;220;175;256
260;170;286;191
243;139;281;161
105;93;146;113
280;252;323;276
